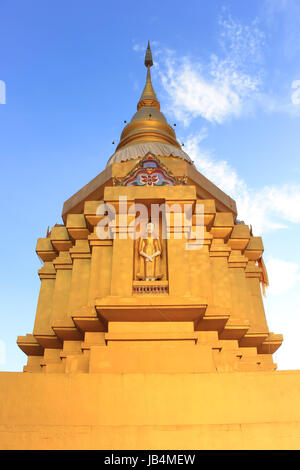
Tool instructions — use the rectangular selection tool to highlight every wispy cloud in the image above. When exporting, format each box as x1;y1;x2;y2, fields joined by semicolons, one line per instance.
291;80;300;106
185;134;300;234
154;15;264;125
266;258;300;295
132;44;144;52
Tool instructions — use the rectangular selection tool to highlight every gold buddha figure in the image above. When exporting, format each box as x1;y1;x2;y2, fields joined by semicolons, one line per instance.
136;222;162;281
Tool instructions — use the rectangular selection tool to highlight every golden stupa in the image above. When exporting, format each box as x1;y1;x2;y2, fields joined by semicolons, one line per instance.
1;43;300;450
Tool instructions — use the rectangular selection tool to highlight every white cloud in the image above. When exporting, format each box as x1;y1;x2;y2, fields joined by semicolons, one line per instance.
291;80;300;105
184;131;245;195
218;15;265;66
264;292;300;370
266;258;300;295
185;134;300;234
132;44;142;52
155;16;264;125
159;57;243;125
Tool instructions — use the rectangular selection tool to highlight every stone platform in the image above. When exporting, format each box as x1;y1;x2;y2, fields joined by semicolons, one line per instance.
1;370;300;449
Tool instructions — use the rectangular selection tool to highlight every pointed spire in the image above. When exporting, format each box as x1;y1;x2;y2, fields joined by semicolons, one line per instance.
140;66;157;101
144;40;153;67
137;41;160;110
114;41;182;153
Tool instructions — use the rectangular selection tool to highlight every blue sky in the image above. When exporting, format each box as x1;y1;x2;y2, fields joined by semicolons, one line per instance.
0;0;299;371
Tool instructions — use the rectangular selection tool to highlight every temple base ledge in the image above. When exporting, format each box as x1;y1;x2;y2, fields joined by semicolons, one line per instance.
95;296;207;322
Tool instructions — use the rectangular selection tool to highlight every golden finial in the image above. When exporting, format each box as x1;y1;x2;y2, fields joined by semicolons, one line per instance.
144;41;153;67
115;41;182;152
137;41;159;110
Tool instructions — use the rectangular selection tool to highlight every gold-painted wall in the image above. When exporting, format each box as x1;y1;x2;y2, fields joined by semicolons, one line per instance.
1;370;300;449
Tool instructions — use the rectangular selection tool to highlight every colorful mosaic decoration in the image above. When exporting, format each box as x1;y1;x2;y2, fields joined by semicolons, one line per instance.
113;154;188;187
